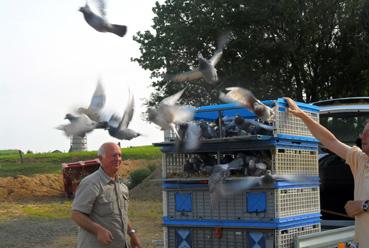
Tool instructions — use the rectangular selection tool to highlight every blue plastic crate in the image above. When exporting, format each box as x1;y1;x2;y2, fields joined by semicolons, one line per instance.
163;182;320;223
163;98;320;142
164;218;321;248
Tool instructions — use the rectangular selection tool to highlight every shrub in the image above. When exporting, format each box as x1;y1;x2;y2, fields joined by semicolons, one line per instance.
129;168;151;189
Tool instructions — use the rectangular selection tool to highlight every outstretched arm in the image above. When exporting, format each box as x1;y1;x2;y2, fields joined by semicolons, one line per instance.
284;97;350;159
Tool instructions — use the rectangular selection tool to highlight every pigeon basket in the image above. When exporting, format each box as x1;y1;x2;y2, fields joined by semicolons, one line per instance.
163;219;321;248
61;159;101;198
163;98;319;142
161;138;319;178
163;182;320;223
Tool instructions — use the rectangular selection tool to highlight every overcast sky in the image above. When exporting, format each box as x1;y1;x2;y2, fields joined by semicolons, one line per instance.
0;0;164;153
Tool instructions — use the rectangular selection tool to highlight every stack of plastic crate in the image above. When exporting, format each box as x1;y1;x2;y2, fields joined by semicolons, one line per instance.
155;98;321;248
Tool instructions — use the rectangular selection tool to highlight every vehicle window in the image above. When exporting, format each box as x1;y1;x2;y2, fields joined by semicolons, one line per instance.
320;115;369;145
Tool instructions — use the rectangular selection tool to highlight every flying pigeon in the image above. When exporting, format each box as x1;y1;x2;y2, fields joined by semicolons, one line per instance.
212;170;311;204
165;32;233;85
107;92;141;140
219;87;275;122
77;79;106;122
208;158;245;205
176;122;202;151
57;113;108;137
147;88;194;138
79;1;127;37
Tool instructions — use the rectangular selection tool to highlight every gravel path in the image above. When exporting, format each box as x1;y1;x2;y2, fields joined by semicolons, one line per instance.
0;217;77;248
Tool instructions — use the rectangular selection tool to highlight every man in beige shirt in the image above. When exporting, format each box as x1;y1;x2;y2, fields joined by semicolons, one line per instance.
71;142;142;248
286;97;369;247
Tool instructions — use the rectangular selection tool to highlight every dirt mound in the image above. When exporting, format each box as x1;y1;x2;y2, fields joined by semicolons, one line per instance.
0;174;64;201
0;159;161;201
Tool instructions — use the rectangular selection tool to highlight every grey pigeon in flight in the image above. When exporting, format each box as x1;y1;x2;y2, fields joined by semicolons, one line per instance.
208;158;245;206
79;1;127;37
219;87;275;122
57;113;108;137
166;32;233;85
107;92;141;140
147;88;194;138
212;170;311;205
77;79;106;122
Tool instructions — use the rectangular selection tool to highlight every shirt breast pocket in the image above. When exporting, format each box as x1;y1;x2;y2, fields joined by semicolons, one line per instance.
95;195;114;216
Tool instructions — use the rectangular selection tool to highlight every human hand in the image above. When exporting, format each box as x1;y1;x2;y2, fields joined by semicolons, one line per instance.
345;200;365;217
284;97;305;118
130;234;142;248
96;226;113;246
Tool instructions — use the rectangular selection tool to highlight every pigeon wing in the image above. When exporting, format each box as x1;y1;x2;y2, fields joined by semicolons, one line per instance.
108;113;121;128
89;0;107;17
89;80;106;112
161;88;186;106
166;70;203;82
118;92;134;130
209;50;223;66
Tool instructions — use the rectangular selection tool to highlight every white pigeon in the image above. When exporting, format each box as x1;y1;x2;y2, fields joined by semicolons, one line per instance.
147;88;194;138
77;79;106;122
57;113;107;137
107;92;141;140
79;0;127;37
219;87;275;122
166;32;233;85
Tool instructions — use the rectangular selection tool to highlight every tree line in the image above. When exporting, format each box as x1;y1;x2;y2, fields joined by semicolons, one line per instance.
133;0;369;106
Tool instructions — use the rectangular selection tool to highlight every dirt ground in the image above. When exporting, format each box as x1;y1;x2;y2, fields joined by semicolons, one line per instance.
0;160;163;248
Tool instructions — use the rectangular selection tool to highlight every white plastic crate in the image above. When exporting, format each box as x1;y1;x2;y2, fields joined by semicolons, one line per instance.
164;221;321;248
162;145;319;178
163;183;320;222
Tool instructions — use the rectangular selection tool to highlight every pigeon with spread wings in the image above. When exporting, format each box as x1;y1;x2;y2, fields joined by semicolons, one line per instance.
219;87;275;122
77;79;106;122
57;113;108;137
79;0;127;37
107;92;141;140
147;88;194;138
166;32;233;85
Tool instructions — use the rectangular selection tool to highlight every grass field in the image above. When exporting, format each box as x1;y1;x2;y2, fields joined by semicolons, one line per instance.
0;146;162;177
0;145;161;164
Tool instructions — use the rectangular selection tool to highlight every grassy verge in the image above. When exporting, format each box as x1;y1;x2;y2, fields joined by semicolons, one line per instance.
0;145;161;164
0;145;162;177
0;162;61;177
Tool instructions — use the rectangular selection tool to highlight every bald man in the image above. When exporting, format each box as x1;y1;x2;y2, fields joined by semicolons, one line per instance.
71;142;141;248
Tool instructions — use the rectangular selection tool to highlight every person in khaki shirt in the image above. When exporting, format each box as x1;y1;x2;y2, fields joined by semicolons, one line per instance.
285;97;369;247
71;142;142;248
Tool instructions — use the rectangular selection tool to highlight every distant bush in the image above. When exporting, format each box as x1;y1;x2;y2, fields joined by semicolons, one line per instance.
147;163;157;172
26;150;33;154
129;168;152;189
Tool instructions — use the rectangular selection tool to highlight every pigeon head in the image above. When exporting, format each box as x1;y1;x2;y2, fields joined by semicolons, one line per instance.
96;121;109;129
78;4;90;13
65;113;75;120
234;115;244;125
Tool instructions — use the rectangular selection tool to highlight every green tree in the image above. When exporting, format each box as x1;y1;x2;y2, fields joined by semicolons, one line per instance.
133;0;369;105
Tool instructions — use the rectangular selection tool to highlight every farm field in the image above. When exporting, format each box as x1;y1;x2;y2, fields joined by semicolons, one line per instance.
0;146;163;248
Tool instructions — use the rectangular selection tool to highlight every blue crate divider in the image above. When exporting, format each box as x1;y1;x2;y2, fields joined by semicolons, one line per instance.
163;181;321;223
247;192;267;213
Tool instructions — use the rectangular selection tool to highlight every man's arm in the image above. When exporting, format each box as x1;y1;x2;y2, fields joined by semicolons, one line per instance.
127;221;142;248
284;97;351;159
71;210;113;246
